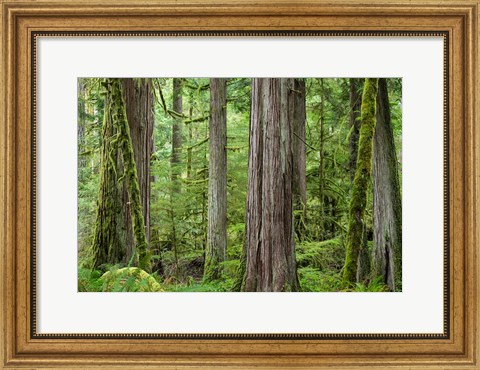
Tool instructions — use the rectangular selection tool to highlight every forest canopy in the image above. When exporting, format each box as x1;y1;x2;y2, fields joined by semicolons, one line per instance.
78;77;402;293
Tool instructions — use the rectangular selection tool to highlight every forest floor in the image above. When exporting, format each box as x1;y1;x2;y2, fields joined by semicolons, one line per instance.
78;238;392;293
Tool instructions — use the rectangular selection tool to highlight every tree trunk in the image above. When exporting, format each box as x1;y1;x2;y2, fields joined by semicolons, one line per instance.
372;78;402;291
349;78;363;182
91;88;125;269
187;106;193;179
171;78;183;191
342;78;378;287
91;78;150;272
242;78;299;292
77;79;87;172
121;78;154;265
292;78;307;242
203;78;228;281
169;78;183;263
318;79;326;239
349;78;369;282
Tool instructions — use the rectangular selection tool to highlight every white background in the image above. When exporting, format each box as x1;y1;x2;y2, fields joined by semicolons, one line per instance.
37;37;444;334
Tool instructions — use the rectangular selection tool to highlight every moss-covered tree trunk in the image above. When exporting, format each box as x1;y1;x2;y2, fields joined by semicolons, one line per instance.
91;89;125;269
77;79;87;172
372;78;402;291
349;78;363;182
242;78;300;292
91;78;150;272
349;78;370;283
342;78;378;287
292;78;307;242
121;78;154;265
203;78;227;281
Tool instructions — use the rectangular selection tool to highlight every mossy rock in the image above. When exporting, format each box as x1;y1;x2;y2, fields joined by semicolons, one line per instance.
101;267;163;292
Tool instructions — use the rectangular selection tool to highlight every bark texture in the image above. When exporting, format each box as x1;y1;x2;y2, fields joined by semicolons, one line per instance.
343;78;378;286
372;78;402;291
121;78;154;265
77;79;87;171
91;89;124;269
171;78;183;191
242;78;299;292
204;78;228;281
91;79;150;272
292;78;307;241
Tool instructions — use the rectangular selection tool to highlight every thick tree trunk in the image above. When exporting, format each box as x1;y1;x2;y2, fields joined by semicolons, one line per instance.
92;79;150;272
91;90;125;269
204;78;228;281
292;78;307;241
171;78;183;191
343;78;378;287
121;78;154;265
372;78;402;291
242;78;299;292
349;78;363;182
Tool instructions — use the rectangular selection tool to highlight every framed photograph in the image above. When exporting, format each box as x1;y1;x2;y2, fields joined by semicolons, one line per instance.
1;0;478;368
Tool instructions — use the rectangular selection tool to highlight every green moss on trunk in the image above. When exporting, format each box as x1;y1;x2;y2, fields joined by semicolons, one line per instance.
91;79;151;272
91;91;124;270
342;78;378;287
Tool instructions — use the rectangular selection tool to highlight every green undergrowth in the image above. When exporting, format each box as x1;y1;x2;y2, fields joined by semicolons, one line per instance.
296;238;344;271
351;276;390;292
78;266;163;292
295;238;345;292
78;238;384;292
78;268;103;292
295;238;387;292
101;267;163;292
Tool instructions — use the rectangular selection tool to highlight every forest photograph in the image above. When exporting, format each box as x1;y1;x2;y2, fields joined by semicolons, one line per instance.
77;77;402;293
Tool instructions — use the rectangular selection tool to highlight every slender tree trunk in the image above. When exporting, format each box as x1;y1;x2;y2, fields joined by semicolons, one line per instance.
349;78;363;182
203;78;228;281
242;78;299;292
342;78;378;287
201;124;208;252
77;79;87;173
187;106;193;179
121;78;154;265
91;78;150;272
169;78;183;259
292;78;307;242
318;79;326;239
372;78;402;291
349;78;369;282
171;78;183;191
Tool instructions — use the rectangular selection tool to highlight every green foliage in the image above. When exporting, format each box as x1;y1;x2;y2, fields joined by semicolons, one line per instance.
353;276;389;292
101;267;163;292
296;239;344;271
165;280;233;292
296;238;345;292
298;267;343;292
78;268;103;292
78;77;402;293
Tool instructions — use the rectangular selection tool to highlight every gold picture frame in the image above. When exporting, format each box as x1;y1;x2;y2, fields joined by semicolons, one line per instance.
1;0;478;368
